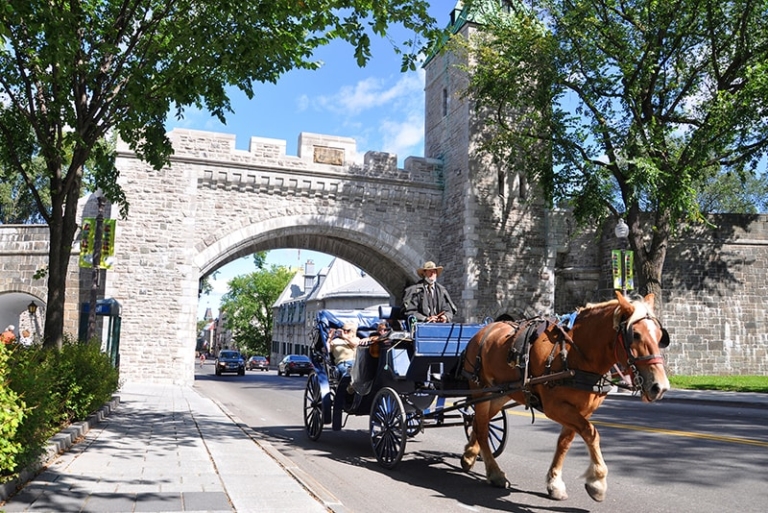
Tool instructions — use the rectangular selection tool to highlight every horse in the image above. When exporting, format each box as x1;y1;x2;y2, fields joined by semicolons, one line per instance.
460;292;670;502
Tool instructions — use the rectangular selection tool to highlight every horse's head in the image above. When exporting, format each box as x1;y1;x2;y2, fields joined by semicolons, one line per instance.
614;292;671;402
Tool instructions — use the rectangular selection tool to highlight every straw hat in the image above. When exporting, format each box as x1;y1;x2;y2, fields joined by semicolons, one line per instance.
417;261;443;278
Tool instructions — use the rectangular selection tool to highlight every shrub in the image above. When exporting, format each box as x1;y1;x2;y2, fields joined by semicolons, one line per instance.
1;336;119;480
0;344;26;476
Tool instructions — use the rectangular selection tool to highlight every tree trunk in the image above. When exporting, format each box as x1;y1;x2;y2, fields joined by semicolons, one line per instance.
628;207;669;316
42;165;84;349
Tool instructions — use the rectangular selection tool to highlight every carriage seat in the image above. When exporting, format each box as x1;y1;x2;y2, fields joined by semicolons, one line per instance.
406;322;487;382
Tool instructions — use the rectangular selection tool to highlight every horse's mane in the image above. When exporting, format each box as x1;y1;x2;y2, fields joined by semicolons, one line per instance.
582;295;653;330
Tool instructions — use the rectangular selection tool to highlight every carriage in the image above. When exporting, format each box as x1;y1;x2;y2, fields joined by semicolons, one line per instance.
302;306;510;469
303;294;671;501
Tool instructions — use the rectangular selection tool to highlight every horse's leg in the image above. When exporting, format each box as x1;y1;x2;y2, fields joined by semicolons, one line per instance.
546;426;575;500
463;396;508;487
547;417;607;502
461;417;479;472
578;420;607;502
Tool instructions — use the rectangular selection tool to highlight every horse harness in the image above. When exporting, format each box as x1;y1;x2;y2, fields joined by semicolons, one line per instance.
463;310;666;415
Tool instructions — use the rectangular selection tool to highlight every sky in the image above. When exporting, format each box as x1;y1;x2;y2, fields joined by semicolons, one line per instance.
183;3;452;319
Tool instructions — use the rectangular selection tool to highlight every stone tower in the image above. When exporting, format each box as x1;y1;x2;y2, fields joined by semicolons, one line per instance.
424;2;557;320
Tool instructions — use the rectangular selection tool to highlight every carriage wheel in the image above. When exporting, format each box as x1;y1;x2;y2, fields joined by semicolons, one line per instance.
304;373;324;441
369;387;407;469
406;411;422;438
461;406;508;458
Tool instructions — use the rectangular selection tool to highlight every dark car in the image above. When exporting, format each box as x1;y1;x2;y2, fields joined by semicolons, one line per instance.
215;350;245;376
277;354;313;377
247;355;269;371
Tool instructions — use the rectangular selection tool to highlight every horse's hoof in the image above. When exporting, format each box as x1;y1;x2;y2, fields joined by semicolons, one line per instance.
547;487;568;501
487;472;508;488
460;456;475;472
585;482;606;502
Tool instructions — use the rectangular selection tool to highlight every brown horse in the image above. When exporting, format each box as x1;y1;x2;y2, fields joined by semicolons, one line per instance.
461;292;670;502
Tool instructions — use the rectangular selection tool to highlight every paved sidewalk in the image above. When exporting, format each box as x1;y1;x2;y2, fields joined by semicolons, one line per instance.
0;383;334;513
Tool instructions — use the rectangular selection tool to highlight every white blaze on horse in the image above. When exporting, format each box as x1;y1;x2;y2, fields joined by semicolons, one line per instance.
461;292;670;502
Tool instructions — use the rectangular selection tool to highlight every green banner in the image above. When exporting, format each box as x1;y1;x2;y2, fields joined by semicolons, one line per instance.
79;218;116;269
611;250;622;289
624;250;634;291
612;249;635;291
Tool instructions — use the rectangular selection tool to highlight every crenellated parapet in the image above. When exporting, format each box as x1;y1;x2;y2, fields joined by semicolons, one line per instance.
146;128;443;186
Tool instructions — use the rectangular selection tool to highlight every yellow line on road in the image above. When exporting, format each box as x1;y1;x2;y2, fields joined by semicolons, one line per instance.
505;409;768;448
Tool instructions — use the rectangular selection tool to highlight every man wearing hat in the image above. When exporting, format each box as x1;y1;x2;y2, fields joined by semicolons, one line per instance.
403;261;457;323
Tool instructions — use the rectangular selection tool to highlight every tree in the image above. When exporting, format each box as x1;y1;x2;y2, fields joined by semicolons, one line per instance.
219;266;296;356
460;0;768;305
0;0;443;348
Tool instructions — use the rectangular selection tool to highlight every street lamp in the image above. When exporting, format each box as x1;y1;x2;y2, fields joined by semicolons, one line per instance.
611;219;634;296
27;301;38;341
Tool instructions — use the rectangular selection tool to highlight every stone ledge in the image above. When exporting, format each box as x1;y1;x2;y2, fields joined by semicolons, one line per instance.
0;395;120;503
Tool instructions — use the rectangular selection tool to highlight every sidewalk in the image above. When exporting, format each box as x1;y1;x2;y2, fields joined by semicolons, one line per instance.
0;383;338;513
1;384;766;513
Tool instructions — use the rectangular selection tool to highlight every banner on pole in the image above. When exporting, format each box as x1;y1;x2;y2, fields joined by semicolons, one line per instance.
611;250;622;290
78;218;116;269
624;250;634;291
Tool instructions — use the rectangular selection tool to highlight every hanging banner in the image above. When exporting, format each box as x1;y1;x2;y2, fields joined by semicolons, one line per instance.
78;218;95;268
100;219;116;269
78;218;116;269
611;250;622;290
624;250;635;291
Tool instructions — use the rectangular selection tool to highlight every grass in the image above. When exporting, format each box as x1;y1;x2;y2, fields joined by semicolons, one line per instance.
669;375;768;394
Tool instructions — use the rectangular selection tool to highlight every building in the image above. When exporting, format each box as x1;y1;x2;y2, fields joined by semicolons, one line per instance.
271;258;390;363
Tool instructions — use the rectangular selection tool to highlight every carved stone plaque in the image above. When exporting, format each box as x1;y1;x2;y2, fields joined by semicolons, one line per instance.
313;146;344;166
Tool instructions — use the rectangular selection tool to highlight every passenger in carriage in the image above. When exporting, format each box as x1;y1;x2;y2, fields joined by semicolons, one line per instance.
403;261;457;323
360;321;390;345
328;321;360;378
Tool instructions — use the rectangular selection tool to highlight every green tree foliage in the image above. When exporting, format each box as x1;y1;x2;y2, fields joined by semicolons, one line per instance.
460;0;768;303
695;171;768;214
0;0;443;348
219;265;296;356
0;157;49;224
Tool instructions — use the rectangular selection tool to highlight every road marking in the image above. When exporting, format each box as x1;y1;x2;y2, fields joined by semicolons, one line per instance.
505;410;768;448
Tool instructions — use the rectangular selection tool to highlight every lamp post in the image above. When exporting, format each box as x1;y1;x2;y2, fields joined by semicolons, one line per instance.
87;196;106;341
612;219;634;296
27;301;38;341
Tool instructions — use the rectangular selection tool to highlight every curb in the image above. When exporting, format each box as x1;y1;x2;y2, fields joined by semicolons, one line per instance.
204;394;348;513
0;395;120;503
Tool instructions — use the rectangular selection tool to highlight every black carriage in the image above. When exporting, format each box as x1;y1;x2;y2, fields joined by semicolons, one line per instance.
303;307;509;469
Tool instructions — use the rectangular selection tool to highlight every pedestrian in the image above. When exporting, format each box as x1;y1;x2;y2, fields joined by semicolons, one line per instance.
403;261;457;323
1;325;16;345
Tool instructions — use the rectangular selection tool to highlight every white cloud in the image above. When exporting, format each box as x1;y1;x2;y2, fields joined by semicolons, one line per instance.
316;70;424;116
379;111;424;159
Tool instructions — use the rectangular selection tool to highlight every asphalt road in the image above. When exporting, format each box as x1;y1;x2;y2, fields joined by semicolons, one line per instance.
195;363;768;513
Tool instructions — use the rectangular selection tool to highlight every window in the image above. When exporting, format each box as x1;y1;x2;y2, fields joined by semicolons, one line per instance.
442;87;449;117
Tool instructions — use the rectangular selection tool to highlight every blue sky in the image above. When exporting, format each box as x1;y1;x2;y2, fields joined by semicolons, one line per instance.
184;3;451;319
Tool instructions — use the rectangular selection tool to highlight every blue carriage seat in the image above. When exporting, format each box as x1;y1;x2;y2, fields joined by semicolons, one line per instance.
405;322;488;382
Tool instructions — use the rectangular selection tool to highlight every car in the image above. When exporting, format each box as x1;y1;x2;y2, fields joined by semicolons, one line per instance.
215;350;245;376
247;355;269;371
277;354;313;377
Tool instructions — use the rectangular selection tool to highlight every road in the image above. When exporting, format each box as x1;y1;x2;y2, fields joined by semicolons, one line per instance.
195;363;768;513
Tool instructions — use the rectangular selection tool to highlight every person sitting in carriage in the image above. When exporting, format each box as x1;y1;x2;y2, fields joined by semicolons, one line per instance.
327;321;360;378
403;261;457;323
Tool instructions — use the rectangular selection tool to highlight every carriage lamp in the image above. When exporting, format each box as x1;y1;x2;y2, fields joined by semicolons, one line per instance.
28;301;37;315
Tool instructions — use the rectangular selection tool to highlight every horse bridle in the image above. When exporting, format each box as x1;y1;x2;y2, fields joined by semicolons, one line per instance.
615;313;669;390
